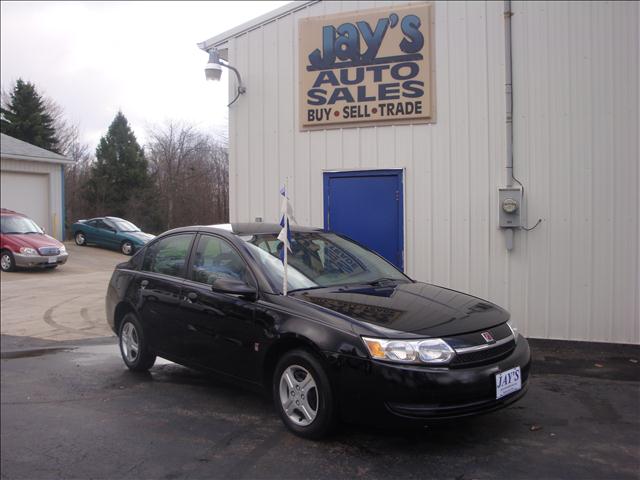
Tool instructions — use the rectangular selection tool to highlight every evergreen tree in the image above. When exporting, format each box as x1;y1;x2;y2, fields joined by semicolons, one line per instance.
86;111;149;217
0;79;59;152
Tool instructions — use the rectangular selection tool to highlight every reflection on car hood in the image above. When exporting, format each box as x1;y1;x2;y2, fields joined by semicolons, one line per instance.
289;282;509;337
3;233;64;250
123;231;155;243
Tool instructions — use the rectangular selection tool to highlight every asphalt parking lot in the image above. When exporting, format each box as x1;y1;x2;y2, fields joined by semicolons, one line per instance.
1;244;639;479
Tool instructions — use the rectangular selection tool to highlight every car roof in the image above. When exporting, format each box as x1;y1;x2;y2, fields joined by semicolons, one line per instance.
0;208;24;217
205;223;322;235
159;222;323;237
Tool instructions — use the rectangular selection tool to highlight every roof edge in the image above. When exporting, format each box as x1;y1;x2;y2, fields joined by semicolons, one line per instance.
197;0;319;51
1;153;74;165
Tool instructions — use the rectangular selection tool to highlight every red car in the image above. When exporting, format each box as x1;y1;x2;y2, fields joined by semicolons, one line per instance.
0;209;69;272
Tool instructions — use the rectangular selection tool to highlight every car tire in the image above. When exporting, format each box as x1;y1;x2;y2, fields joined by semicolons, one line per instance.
1;251;15;272
74;231;86;246
121;241;134;256
118;313;156;372
273;349;335;439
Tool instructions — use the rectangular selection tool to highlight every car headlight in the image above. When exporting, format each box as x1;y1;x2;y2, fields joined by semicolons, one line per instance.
59;245;66;253
507;322;518;343
362;337;455;365
19;247;39;256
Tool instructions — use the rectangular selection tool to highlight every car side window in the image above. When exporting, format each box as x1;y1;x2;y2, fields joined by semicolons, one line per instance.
103;219;117;231
190;235;254;287
86;220;98;227
142;234;194;278
94;219;109;230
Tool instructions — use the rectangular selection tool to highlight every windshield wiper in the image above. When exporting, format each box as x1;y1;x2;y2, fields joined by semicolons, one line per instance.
287;285;327;294
366;277;400;287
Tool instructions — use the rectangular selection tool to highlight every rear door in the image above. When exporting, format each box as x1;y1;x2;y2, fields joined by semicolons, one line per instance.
136;232;195;359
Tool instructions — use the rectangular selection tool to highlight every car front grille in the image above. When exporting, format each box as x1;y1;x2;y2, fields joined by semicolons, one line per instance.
450;339;516;367
38;247;60;256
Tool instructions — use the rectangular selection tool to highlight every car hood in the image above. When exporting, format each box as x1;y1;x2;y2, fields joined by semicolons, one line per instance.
289;281;510;338
4;233;63;250
122;231;154;243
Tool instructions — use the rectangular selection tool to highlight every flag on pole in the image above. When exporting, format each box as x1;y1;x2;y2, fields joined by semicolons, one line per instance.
277;185;292;295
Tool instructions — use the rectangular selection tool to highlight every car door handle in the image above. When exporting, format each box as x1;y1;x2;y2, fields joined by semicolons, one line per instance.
140;280;149;289
186;292;198;303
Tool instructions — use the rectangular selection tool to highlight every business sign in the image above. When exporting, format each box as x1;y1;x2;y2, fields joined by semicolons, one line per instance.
298;3;435;130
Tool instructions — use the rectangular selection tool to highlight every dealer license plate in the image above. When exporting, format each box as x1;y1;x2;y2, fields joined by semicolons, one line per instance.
496;366;521;399
48;256;57;263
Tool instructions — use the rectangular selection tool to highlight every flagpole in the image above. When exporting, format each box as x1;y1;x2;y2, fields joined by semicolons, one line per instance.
278;179;290;296
282;217;288;296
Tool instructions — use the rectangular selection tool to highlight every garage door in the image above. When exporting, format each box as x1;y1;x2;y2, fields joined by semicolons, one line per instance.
1;171;50;233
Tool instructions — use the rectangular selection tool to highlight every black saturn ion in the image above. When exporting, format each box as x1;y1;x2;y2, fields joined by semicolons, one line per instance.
106;223;530;439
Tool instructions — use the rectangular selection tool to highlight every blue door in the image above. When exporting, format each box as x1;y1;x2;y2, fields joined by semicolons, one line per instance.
323;170;404;270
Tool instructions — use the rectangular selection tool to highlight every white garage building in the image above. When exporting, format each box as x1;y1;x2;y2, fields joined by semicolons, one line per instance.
1;133;72;241
198;1;639;344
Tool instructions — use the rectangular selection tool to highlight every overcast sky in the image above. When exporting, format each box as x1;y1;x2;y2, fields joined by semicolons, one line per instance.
1;1;288;149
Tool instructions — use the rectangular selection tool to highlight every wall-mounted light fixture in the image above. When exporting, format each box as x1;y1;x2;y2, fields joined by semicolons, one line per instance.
204;49;246;106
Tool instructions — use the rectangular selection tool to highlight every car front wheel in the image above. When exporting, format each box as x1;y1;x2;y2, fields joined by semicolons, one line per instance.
1;251;15;272
75;232;86;246
118;313;156;372
121;241;134;256
273;349;335;439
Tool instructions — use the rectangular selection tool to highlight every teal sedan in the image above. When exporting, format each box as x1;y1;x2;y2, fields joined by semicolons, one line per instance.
71;217;154;255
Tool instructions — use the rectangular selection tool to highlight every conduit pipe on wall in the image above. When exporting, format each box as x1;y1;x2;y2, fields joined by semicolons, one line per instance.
504;0;515;188
501;1;543;251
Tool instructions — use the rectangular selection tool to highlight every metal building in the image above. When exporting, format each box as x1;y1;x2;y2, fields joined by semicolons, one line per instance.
1;133;72;241
199;1;639;344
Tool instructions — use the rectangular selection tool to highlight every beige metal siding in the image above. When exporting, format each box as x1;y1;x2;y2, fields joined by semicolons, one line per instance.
0;158;65;240
225;0;639;343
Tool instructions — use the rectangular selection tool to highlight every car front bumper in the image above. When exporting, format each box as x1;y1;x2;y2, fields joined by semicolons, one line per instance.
330;335;531;426
13;252;69;268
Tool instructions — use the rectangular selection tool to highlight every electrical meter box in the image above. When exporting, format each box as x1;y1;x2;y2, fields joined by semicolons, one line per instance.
499;187;523;228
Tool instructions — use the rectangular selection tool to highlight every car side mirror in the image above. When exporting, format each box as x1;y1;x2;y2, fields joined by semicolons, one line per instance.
211;278;257;300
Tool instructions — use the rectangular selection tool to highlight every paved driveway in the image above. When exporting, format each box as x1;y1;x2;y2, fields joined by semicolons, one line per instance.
1;339;638;479
1;242;639;479
0;242;121;341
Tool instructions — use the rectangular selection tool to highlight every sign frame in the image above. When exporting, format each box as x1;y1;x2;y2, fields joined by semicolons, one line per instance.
298;2;436;131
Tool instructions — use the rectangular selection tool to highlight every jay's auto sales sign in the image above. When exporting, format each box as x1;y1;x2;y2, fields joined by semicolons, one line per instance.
298;3;435;130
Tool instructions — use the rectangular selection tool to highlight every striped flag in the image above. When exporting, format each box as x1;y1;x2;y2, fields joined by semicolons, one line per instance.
277;185;292;295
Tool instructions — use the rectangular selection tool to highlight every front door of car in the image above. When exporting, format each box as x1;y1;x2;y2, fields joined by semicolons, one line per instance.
136;233;195;359
92;219;117;248
178;234;265;382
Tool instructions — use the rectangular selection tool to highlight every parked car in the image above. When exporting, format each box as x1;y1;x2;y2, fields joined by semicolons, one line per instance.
0;208;69;272
106;223;530;439
72;217;154;255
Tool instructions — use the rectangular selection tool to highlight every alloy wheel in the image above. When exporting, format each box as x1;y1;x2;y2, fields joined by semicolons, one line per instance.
279;365;319;426
1;253;12;271
120;322;139;364
121;242;133;255
75;232;85;245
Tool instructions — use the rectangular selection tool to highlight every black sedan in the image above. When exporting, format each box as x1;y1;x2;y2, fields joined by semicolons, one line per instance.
106;223;530;439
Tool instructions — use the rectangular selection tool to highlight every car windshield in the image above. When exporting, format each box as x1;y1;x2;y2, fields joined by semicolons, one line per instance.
109;219;140;232
1;215;43;234
241;231;409;293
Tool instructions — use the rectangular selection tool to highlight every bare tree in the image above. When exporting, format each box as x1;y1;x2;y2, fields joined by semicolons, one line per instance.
146;121;229;231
